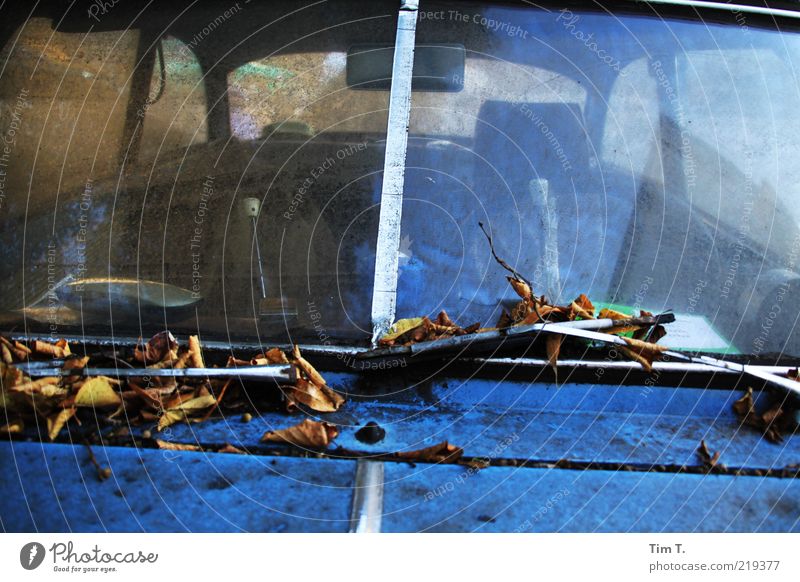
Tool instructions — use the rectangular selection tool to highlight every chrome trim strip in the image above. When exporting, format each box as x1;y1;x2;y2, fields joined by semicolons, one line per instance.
349;460;385;533
370;2;419;346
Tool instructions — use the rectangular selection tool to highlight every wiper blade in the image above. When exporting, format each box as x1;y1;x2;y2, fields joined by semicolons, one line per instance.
17;364;296;384
360;313;675;359
361;316;800;401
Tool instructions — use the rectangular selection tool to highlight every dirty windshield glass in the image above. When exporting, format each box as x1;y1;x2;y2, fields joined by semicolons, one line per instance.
0;0;394;343
2;1;800;358
398;2;800;358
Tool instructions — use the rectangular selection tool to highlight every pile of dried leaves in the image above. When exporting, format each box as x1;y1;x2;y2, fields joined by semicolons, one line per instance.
379;276;668;372
732;387;793;443
0;332;344;441
379;223;669;371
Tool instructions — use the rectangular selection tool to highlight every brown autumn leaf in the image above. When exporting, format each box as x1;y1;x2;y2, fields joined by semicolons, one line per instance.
283;378;345;413
47;407;76;441
620;336;668;372
546;333;563;375
696;440;720;470
378;317;426;346
733;388;787;443
134;331;178;365
33;339;71;358
396;441;464;463
1;342;12;364
9;376;62;396
261;419;339;448
0;337;30;361
1;419;24;434
157;393;217;430
155;439;202;452
251;348;289;366
569;294;595;320
188;335;205;368
73;377;122;408
218;444;246;454
508;276;532;300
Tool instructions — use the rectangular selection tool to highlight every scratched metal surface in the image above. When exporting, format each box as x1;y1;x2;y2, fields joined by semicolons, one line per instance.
0;442;355;533
2;440;799;532
2;370;799;532
127;377;799;473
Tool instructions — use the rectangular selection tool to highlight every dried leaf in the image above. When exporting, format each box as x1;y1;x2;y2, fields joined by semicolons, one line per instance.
696;440;720;470
546;333;563;375
218;444;246;454
620;337;668;372
188;335;205;368
261;419;339;448
74;377;122;408
157;394;217;430
10;377;61;395
47;408;76;440
155;440;202;451
508;277;532;300
570;294;595;319
732;388;787;444
134;331;178;365
1;419;24;434
34;339;71;358
396;441;464;463
379;317;426;345
252;348;289;365
283;378;345;412
291;346;326;389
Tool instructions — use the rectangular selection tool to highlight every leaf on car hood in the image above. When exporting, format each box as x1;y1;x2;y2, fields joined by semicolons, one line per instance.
283;378;344;413
732;387;789;443
696;439;721;471
261;419;339;448
395;441;464;463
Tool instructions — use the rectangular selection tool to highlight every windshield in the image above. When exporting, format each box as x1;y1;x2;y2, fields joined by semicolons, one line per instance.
1;1;799;358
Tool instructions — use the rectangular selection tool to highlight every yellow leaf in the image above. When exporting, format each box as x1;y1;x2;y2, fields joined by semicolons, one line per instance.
380;317;425;342
47;408;76;440
74;377;122;408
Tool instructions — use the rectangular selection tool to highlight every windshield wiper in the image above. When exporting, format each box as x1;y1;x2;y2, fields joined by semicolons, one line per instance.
359;315;800;401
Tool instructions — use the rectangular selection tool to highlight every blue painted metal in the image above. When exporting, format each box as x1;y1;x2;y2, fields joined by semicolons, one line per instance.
0;442;354;533
380;463;800;532
151;380;799;472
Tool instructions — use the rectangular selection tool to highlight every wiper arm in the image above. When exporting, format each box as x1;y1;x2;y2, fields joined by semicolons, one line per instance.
360;315;800;401
17;364;297;384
